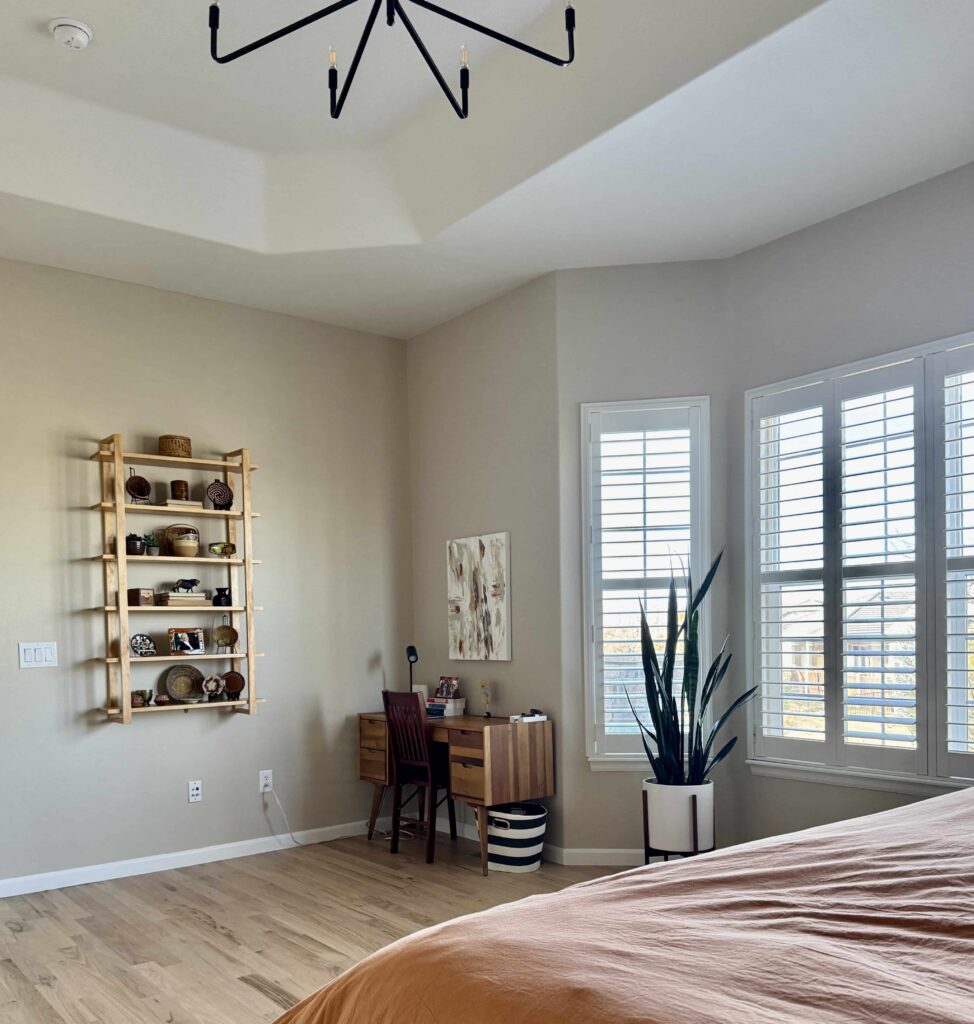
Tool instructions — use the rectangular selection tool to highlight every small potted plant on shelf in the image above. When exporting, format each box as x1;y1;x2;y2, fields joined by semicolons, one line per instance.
144;532;160;557
629;552;756;856
125;533;145;556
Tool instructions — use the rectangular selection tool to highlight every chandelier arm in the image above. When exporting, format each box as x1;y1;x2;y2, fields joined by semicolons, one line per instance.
394;0;468;119
330;0;383;118
209;0;364;65
404;0;575;67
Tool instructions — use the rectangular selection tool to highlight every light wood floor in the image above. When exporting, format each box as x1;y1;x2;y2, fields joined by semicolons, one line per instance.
0;835;608;1024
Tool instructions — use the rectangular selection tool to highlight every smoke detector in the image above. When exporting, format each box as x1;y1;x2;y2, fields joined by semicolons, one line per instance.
48;19;93;50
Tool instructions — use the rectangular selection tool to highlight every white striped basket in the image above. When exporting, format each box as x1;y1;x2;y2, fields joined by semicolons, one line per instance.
487;803;547;873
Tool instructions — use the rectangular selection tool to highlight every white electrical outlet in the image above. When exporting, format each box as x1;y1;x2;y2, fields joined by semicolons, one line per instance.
188;780;202;803
259;769;273;793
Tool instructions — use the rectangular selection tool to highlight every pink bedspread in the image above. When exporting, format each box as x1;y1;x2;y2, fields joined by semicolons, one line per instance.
275;788;974;1024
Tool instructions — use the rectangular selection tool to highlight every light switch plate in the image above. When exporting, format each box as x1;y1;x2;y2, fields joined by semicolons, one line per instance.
19;642;58;669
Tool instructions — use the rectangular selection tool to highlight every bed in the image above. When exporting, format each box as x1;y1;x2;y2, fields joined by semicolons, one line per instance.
275;788;974;1024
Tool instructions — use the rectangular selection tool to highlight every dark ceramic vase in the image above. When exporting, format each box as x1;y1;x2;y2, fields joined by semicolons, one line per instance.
213;587;232;607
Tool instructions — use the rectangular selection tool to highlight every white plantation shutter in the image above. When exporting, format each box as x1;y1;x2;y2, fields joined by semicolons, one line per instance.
750;340;974;785
835;362;925;774
583;399;709;760
936;348;974;780
757;391;827;756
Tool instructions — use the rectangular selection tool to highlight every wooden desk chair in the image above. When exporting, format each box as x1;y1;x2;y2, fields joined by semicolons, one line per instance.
382;690;458;864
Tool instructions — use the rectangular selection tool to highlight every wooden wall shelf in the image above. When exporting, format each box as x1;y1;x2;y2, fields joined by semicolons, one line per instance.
102;606;251;613
92;554;262;565
91;435;261;723
103;698;266;716
90;503;260;519
90;450;261;473
104;652;261;665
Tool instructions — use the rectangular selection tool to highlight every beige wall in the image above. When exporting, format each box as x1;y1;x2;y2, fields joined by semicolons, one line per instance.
722;160;974;841
405;276;565;841
0;258;411;880
5;162;972;881
407;161;974;853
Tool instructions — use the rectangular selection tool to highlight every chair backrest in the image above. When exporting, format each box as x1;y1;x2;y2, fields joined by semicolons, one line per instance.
382;690;431;775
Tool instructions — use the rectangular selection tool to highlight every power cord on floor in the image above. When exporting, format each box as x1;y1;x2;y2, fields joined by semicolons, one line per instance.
266;788;309;848
265;786;421;848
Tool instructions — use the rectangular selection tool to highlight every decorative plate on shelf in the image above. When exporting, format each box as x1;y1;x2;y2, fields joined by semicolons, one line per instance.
222;670;245;699
130;634;156;657
125;470;152;502
213;622;239;649
164;664;205;703
206;479;234;510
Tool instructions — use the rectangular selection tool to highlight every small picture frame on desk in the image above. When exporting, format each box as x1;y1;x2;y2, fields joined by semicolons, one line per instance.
168;627;205;656
436;676;460;698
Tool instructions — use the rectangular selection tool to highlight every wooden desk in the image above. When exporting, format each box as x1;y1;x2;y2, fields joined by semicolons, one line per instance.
358;713;554;874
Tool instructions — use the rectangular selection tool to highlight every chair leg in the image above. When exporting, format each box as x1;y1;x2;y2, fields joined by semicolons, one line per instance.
425;785;437;864
475;806;489;876
447;797;458;840
416;788;426;824
390;784;402;854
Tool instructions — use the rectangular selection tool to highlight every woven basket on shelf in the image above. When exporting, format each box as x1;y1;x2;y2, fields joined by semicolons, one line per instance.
158;434;193;458
164;523;200;557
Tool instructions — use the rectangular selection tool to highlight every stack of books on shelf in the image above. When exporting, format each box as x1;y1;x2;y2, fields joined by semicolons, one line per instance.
155;591;210;606
426;696;466;718
166;499;204;508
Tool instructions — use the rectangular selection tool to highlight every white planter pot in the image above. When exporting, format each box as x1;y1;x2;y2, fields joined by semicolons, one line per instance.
643;779;714;854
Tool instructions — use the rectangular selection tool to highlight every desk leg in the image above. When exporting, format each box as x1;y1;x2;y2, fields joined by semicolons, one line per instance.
367;783;386;841
475;806;489;877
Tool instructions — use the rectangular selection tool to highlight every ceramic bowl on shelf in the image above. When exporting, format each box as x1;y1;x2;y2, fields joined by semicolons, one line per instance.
208;542;237;559
165;523;201;558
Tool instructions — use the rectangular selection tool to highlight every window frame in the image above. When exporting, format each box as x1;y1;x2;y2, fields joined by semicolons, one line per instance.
582;396;711;770
745;331;974;791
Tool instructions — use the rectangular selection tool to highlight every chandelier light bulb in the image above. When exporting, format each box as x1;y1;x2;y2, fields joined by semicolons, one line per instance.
460;44;469;68
328;46;338;67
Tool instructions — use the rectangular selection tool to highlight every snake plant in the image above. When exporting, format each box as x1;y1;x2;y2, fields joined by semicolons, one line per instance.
628;552;757;785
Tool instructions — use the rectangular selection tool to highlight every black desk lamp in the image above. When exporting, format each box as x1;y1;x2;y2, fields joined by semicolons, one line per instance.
405;645;419;692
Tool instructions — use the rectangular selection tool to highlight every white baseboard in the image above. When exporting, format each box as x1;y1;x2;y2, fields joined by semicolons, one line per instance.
2;816;643;899
542;845;643;867
380;814;642;868
0;820;369;900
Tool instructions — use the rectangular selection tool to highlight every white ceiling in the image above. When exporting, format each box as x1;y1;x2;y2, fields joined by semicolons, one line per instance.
0;0;557;149
0;0;972;338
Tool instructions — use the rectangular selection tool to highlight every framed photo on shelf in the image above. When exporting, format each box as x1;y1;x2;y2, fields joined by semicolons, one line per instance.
168;627;205;656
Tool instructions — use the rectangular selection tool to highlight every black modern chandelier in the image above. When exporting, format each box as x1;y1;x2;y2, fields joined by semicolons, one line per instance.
208;0;576;120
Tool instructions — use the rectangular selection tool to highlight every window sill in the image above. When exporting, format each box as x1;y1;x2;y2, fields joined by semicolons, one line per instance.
747;758;973;797
588;755;652;774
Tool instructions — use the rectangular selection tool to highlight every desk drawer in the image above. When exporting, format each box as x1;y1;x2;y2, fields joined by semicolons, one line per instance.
449;728;484;754
360;719;386;750
359;746;388;784
450;757;485;801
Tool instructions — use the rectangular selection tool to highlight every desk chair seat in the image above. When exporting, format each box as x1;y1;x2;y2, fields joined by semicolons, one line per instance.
382;690;458;863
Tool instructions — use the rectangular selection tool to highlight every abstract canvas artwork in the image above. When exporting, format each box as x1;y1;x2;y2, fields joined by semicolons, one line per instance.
447;532;511;661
